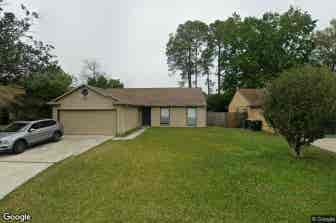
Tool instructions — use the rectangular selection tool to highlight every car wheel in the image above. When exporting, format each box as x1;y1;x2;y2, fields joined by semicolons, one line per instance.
52;131;62;142
13;140;27;154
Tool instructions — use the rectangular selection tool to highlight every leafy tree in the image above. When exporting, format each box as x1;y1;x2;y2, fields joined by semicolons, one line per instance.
80;59;101;80
206;7;316;107
263;65;336;157
88;75;123;89
81;59;124;89
314;19;336;72
0;2;56;84
166;20;209;88
11;66;73;120
221;8;316;92
206;94;229;112
22;66;72;101
200;36;215;94
209;14;241;94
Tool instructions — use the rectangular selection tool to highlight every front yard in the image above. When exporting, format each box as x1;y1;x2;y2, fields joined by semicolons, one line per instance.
0;128;336;222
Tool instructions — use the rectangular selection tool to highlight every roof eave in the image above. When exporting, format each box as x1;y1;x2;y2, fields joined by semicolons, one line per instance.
48;85;121;104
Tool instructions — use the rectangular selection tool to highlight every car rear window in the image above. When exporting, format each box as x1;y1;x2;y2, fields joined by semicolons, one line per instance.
39;120;57;128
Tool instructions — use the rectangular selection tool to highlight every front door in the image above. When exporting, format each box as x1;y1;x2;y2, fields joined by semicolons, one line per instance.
142;107;151;126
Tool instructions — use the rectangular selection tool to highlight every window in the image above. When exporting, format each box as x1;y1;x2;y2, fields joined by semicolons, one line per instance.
40;120;56;128
3;122;28;132
30;122;42;130
160;108;170;125
187;108;197;126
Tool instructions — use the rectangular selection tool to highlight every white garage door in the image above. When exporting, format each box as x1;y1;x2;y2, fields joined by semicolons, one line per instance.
59;110;117;136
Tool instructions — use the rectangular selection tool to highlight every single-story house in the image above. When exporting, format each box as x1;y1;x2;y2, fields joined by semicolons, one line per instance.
48;85;207;136
228;88;272;132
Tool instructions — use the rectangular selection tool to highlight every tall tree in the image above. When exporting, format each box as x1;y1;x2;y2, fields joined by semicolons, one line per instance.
12;65;73;120
314;19;336;72
87;75;124;89
81;59;124;89
80;59;101;80
220;7;316;97
209;14;241;94
200;38;214;94
166;20;208;88
208;20;223;94
0;2;56;84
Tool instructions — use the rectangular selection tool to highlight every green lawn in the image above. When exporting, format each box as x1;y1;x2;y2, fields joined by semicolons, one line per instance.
1;128;336;222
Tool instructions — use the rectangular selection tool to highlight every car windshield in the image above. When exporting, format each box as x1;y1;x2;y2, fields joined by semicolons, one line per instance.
2;123;28;132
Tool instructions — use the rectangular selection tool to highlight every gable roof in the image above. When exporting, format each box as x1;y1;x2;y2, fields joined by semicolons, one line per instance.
50;85;206;107
237;89;264;107
0;85;25;107
49;85;120;104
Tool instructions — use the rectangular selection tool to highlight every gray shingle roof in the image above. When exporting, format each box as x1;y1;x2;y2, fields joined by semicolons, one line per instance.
103;87;206;106
53;85;206;107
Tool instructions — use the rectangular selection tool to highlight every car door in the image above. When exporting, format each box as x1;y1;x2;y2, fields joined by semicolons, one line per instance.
41;120;57;140
35;121;55;142
26;122;44;145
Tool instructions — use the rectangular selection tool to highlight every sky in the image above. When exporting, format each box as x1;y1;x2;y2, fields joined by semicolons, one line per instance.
7;0;336;88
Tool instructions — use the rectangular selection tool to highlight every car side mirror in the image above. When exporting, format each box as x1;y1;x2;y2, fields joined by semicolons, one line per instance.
29;128;37;132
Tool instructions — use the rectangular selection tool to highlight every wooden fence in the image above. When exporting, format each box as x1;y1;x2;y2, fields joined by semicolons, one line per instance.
207;112;247;128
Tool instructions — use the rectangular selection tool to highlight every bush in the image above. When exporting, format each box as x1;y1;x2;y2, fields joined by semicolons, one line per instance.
245;120;262;131
263;65;336;157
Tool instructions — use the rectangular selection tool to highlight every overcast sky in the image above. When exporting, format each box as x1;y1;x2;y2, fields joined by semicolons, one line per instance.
7;0;336;88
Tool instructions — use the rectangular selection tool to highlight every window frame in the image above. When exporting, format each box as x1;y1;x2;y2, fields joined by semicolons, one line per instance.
42;120;56;128
186;107;197;127
29;122;43;131
160;107;170;126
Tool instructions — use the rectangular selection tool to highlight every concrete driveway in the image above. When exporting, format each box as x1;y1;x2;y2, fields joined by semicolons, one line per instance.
0;135;112;199
313;138;336;153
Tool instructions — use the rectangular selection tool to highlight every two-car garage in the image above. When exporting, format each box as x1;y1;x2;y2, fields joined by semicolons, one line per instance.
58;110;117;136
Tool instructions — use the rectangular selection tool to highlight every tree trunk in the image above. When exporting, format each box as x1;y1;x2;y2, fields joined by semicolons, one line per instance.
293;145;301;158
195;47;198;88
217;45;221;94
207;72;210;95
188;48;192;88
195;73;197;88
188;72;192;88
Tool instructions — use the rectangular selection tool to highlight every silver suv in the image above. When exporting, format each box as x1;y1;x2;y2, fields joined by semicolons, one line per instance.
0;119;64;154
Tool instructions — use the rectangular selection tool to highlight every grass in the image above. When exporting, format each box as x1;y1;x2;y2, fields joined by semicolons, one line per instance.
326;134;336;138
0;128;336;222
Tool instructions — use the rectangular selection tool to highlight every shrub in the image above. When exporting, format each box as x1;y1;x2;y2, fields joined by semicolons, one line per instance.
263;65;336;157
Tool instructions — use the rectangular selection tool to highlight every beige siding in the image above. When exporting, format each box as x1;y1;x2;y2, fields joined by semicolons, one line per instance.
197;107;207;127
151;107;160;127
54;87;118;135
151;106;206;127
57;88;114;110
52;107;58;120
228;92;250;112
59;110;117;136
170;107;187;127
116;105;141;134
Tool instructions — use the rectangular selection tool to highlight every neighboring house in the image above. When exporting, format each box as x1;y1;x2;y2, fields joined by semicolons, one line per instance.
48;85;207;136
0;85;25;125
228;88;272;132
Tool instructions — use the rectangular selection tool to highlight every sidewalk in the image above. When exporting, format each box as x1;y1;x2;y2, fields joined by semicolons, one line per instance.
313;138;336;153
113;128;146;141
